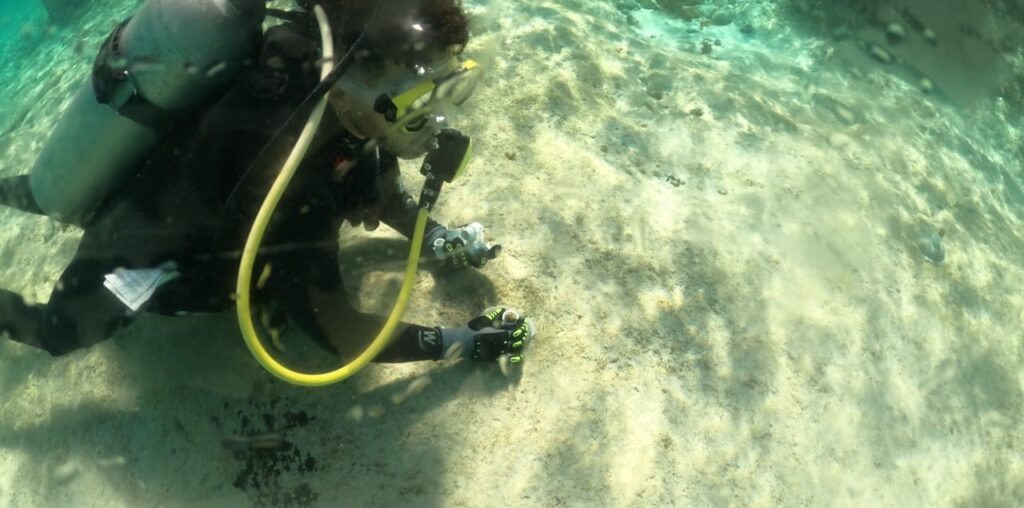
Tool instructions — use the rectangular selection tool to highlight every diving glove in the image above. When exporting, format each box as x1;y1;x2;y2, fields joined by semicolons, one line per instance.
438;306;535;363
427;223;501;269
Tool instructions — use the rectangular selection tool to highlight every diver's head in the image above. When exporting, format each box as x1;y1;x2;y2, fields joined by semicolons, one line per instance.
324;0;476;159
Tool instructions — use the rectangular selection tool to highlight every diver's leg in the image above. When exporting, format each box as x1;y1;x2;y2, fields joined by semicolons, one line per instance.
0;175;45;215
266;251;442;362
0;258;134;356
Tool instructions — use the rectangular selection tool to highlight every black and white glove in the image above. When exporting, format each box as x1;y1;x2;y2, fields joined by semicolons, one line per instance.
426;223;502;269
438;306;535;364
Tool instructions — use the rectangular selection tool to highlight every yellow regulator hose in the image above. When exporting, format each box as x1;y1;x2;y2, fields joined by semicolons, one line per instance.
235;5;430;386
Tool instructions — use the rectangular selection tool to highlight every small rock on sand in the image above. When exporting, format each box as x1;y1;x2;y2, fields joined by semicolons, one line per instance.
834;105;856;125
923;27;938;45
711;10;734;26
886;22;906;42
869;44;894;64
920;78;935;94
828;132;854;149
919;231;945;263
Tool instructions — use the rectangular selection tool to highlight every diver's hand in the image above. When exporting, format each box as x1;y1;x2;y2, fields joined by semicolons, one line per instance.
439;306;535;364
427;223;501;269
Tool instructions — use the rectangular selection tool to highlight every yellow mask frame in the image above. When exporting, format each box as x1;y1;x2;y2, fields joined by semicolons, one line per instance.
372;59;480;132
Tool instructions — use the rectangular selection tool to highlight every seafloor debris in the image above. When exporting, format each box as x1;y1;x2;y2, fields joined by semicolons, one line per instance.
218;402;318;506
643;72;674;100
711;10;734;26
390;376;431;405
920;77;935;94
886;22;906;43
222;432;287;452
868;43;894;64
922;27;938;45
919;228;946;263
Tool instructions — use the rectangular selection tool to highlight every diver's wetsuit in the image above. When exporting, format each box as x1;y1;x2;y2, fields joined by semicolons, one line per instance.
0;23;446;359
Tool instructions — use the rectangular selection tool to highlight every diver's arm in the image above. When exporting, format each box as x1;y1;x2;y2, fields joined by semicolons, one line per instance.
376;150;446;244
265;248;443;361
375;150;501;269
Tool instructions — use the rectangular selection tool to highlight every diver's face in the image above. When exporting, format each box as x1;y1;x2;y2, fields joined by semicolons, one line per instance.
329;58;460;159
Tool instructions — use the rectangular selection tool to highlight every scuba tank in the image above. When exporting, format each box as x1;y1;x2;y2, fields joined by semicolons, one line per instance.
29;0;265;225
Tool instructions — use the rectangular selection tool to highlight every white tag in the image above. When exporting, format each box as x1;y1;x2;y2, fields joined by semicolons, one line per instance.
102;263;181;312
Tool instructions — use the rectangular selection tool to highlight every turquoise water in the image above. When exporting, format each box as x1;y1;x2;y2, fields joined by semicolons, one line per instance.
1;0;1023;506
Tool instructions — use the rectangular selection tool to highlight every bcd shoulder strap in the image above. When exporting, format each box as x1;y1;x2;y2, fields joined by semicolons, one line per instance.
244;20;322;100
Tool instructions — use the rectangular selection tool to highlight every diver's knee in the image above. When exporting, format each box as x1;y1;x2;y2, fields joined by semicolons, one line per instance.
2;328;80;357
0;175;45;216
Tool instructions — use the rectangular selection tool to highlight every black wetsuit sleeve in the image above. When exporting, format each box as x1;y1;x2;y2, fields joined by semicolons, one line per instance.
376;151;445;243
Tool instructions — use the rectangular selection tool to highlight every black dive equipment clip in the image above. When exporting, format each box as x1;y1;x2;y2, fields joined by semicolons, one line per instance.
418;128;471;212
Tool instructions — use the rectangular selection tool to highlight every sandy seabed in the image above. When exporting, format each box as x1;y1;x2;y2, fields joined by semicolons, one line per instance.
1;0;1023;506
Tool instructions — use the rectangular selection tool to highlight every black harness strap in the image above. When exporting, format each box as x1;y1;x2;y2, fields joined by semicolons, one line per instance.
91;18;178;132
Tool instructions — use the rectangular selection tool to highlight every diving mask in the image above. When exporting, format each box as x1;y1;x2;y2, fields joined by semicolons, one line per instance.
371;59;479;132
330;59;480;157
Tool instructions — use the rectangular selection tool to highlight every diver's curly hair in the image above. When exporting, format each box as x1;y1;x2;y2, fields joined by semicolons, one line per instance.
319;0;470;67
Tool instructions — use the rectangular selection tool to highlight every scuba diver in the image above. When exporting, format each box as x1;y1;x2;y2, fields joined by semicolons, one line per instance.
0;0;535;379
